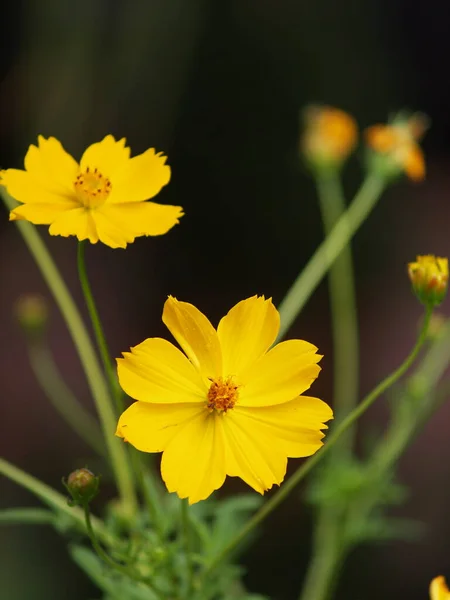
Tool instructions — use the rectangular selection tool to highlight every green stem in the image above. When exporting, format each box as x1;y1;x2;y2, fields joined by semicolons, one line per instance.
277;173;386;340
316;172;359;430
0;458;112;545
1;189;137;515
298;172;360;600
299;509;346;600
77;241;124;414
27;342;105;457
181;500;194;595
203;305;433;575
0;508;54;526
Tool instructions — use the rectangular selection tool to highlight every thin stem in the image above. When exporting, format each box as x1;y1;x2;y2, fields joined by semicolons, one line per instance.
77;241;124;414
0;458;112;545
316;172;359;431
181;500;194;595
203;305;433;575
298;172;360;600
27;342;105;457
0;508;54;526
277;173;386;340
1;189;137;515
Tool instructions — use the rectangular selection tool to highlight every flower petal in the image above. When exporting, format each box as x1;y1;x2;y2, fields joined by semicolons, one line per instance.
403;144;426;181
110;149;171;203
221;410;288;494
116;400;205;452
232;396;332;458
92;201;183;248
10;201;80;224
48;207;99;243
117;337;206;404
162;297;222;381
238;339;322;406
217;296;280;375
161;410;226;504
430;576;450;600
24;136;79;194
365;125;398;153
80;135;130;175
1;169;76;205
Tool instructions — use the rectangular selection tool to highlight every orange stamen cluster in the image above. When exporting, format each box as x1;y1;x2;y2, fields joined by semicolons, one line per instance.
207;377;239;412
74;166;112;208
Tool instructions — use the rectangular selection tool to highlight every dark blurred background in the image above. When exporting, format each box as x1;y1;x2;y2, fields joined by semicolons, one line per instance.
2;1;450;598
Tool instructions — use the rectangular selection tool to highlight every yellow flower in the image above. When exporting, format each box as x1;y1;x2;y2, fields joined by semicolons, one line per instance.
1;135;183;248
116;296;333;504
365;113;428;181
301;105;358;169
430;576;450;600
408;255;449;307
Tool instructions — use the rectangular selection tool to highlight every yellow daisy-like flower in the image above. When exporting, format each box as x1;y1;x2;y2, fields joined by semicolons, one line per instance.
408;255;449;307
301;105;358;168
430;576;450;600
116;295;333;504
365;113;428;181
1;135;183;248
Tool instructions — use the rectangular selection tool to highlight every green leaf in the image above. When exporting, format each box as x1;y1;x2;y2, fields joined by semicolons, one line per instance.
0;508;54;526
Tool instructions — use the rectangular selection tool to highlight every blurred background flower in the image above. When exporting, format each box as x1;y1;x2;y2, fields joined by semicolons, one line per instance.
1;1;450;599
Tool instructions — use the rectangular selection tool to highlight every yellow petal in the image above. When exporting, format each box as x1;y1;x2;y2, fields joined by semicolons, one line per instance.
161;410;226;504
162;297;222;381
217;296;280;375
110;148;171;203
221;410;288;494
238;339;322;406
48;207;99;243
117;337;206;403
92;201;183;248
403;144;426;181
24;136;78;194
1;169;76;205
116;400;205;452
430;576;450;600
80;135;130;176
232;396;332;459
10;201;79;224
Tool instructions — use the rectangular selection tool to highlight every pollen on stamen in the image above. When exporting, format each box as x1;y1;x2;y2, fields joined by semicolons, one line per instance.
74;167;112;209
207;377;239;413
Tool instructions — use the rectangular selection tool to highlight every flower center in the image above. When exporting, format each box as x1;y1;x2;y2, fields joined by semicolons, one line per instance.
74;167;112;208
207;377;238;412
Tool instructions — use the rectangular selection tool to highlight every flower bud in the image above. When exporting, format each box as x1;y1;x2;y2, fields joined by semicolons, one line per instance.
301;105;358;172
365;112;428;181
64;468;100;506
408;255;448;307
15;294;49;338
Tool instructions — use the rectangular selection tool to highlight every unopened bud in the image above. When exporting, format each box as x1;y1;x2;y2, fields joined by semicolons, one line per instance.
301;105;358;172
408;255;448;307
63;468;100;506
15;294;49;338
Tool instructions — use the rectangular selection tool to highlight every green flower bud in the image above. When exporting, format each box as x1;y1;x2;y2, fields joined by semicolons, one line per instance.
63;468;100;506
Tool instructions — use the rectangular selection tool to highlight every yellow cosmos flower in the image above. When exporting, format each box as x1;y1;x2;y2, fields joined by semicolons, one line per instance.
408;255;449;307
301;105;358;169
430;576;450;600
365;113;428;181
1;135;183;249
116;296;333;504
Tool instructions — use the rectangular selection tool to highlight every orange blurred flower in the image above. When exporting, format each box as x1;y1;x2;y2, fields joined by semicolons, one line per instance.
365;113;428;181
301;105;358;169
